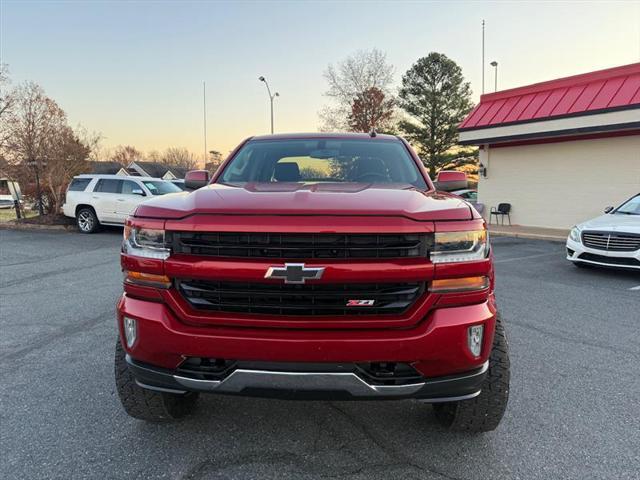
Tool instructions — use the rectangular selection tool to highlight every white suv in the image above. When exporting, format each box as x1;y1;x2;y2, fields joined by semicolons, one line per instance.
62;175;182;233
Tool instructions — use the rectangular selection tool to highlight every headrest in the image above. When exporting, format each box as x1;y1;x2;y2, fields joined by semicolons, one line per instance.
274;163;300;182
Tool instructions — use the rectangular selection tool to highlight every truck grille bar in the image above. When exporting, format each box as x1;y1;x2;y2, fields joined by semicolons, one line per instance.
176;280;425;316
581;231;640;252
170;232;431;259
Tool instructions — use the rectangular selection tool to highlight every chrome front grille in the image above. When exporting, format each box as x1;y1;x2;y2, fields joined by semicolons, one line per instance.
581;231;640;252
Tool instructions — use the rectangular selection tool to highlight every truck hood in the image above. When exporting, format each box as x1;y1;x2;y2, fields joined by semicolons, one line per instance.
134;183;474;221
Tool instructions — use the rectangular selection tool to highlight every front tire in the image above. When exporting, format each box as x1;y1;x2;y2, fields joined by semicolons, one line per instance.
114;340;199;422
76;207;100;234
433;313;510;432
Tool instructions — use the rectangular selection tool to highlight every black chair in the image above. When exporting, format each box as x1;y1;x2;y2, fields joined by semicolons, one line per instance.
490;203;512;225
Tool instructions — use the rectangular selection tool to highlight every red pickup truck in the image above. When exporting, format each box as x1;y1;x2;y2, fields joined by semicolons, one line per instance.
115;133;510;432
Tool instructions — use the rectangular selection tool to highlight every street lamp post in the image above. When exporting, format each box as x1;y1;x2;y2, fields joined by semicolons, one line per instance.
258;76;279;134
490;61;498;92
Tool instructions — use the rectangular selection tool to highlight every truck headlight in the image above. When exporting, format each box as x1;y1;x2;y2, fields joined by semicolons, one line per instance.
123;226;170;260
569;226;581;243
431;230;489;263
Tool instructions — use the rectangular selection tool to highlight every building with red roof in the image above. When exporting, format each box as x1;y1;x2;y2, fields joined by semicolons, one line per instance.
458;63;639;229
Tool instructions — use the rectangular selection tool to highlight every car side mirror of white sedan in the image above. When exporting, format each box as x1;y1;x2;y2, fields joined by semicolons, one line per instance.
604;206;614;213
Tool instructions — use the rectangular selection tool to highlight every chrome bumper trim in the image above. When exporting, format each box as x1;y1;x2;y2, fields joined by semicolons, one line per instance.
171;361;489;398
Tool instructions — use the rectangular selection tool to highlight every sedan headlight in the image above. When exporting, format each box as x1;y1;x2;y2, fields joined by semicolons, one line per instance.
431;230;489;263
569;226;581;243
123;226;170;259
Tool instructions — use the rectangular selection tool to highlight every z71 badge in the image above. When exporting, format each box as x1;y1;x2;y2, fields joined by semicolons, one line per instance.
346;299;376;307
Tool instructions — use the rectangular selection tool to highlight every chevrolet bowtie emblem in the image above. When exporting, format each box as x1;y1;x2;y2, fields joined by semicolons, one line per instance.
264;263;325;284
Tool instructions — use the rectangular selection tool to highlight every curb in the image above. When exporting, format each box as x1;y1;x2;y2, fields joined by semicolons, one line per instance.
489;230;567;243
0;222;76;232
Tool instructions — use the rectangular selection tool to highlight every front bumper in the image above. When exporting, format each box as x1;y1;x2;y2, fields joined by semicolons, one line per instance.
566;237;640;270
127;354;488;401
118;294;496;399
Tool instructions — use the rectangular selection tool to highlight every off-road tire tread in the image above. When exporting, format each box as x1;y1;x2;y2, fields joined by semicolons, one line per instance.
433;313;510;432
114;340;198;422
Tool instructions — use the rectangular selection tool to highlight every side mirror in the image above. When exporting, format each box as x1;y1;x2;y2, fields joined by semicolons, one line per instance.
434;170;467;192
604;206;614;213
132;189;145;196
185;170;210;190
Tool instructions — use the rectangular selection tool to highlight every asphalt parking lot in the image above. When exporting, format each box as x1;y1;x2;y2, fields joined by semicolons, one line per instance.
1;228;639;480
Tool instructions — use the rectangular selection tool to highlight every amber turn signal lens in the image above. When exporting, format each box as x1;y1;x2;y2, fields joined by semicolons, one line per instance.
124;271;172;289
430;276;489;293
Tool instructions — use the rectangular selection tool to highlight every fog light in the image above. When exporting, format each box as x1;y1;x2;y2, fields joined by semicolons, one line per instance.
468;325;483;357
123;316;137;347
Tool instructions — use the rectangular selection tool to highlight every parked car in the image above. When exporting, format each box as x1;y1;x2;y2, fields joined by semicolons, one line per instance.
0;178;21;209
566;193;640;270
62;174;182;233
170;179;187;191
451;188;484;214
115;133;510;433
451;188;477;202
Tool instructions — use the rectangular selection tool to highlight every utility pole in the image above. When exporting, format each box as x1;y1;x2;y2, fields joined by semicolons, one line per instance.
203;81;207;164
482;19;485;94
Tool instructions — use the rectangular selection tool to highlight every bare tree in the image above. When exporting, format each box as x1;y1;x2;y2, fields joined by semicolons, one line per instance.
319;49;395;131
44;126;91;213
204;150;223;175
74;125;103;162
2;82;96;214
161;147;198;169
3;82;67;214
145;150;162;162
0;65;15;153
111;145;142;166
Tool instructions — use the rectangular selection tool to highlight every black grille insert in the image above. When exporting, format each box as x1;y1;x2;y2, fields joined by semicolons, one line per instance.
177;279;425;316
170;232;431;259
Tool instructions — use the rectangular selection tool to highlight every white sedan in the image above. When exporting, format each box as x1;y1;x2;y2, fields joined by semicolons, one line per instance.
566;194;640;271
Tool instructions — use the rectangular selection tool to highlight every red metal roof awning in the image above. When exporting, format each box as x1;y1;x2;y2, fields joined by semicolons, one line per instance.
460;63;640;131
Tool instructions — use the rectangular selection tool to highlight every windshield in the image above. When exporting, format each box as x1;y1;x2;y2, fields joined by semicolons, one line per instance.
218;138;427;189
142;181;182;195
614;194;640;215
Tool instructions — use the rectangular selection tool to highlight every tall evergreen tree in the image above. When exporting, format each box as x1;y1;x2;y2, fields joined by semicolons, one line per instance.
399;52;474;173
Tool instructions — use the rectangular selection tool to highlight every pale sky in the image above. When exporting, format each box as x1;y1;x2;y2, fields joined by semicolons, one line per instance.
2;0;639;159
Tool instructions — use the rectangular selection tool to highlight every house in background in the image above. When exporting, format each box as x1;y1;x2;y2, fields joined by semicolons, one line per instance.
459;63;640;229
86;161;189;179
125;161;188;180
87;161;128;176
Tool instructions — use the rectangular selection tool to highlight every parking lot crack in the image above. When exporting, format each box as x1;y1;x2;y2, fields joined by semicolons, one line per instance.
327;403;464;480
508;319;640;358
0;310;114;364
0;258;115;289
